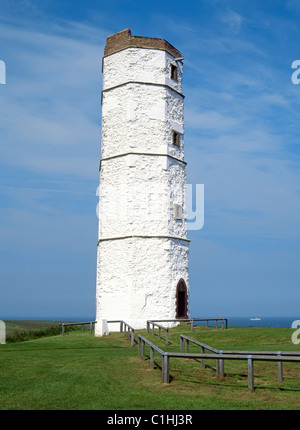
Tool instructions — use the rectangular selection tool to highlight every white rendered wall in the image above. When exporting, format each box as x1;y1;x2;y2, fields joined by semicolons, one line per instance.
95;46;189;333
101;85;184;160
96;238;189;330
98;155;187;239
102;48;183;93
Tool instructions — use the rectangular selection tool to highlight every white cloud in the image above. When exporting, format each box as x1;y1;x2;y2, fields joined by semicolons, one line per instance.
220;10;244;32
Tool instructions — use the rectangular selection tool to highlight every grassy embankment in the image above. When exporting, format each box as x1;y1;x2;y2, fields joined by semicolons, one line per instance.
1;322;300;410
4;320;74;342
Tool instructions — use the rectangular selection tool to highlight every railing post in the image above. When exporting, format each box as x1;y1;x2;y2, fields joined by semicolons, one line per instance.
191;320;194;332
215;320;218;329
62;324;65;336
142;339;145;360
138;336;141;359
248;356;254;392
90;321;93;334
278;352;283;383
82;324;84;332
120;321;123;333
222;319;224;330
220;360;224;378
162;354;169;384
152;324;155;337
150;347;154;369
131;329;135;347
165;329;168;346
158;327;161;339
206;320;208;328
180;336;183;353
219;351;224;378
201;346;205;368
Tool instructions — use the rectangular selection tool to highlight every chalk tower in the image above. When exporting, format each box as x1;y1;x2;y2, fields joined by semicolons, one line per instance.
95;29;190;333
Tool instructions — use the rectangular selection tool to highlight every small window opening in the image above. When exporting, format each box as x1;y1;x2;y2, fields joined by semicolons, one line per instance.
174;204;182;220
170;64;178;81
172;130;180;147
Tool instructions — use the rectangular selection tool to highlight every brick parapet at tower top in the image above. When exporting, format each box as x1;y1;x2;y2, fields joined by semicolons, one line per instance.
104;28;182;58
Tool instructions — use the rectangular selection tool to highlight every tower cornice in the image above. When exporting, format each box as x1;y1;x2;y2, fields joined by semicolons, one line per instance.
104;28;182;59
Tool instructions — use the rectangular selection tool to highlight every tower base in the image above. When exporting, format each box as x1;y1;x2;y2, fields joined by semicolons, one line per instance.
95;319;109;337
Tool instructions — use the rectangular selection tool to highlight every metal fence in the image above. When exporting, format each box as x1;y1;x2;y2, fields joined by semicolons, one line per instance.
147;321;169;345
61;321;96;335
147;318;228;332
61;319;135;346
107;320;135;346
180;334;300;383
138;334;300;392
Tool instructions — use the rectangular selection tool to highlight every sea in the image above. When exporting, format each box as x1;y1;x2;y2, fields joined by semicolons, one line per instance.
3;315;299;329
192;316;300;328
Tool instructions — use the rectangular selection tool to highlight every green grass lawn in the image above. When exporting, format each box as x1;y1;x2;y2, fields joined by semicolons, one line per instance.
1;323;300;410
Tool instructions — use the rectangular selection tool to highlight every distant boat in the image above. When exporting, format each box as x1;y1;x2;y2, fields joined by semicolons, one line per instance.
250;318;261;321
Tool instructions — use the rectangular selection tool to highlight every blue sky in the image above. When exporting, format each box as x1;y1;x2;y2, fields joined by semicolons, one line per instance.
0;0;300;320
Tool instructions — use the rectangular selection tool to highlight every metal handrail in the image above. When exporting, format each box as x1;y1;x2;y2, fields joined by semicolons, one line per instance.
107;320;135;346
138;334;300;391
147;318;228;331
179;334;300;382
180;334;219;354
138;335;165;357
138;335;168;382
180;334;300;356
61;321;96;335
147;321;169;345
61;319;135;346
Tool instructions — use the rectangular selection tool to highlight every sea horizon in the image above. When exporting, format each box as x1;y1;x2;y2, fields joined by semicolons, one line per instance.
1;315;300;328
192;315;300;328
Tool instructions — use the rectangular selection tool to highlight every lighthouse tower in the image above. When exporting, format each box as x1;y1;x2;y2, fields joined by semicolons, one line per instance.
95;29;190;333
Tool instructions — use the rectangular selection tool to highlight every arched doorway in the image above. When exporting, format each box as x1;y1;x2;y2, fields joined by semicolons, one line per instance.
176;279;188;319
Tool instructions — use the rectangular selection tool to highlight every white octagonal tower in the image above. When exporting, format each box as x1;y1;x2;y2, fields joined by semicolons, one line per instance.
95;29;190;333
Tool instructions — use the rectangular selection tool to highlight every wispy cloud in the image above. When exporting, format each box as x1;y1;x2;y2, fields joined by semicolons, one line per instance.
220;10;244;32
